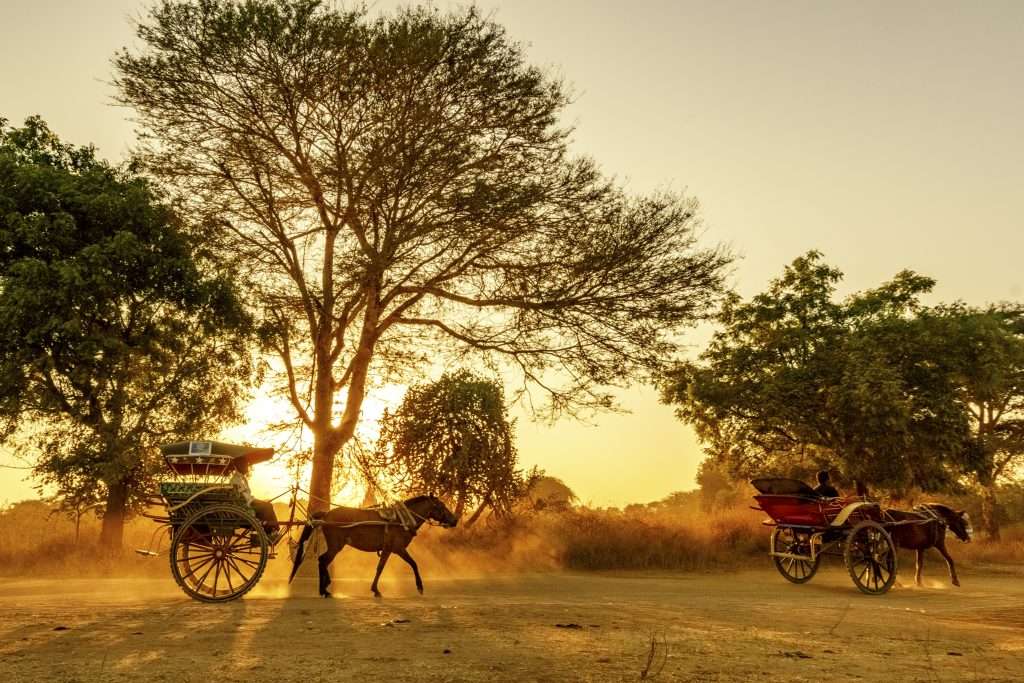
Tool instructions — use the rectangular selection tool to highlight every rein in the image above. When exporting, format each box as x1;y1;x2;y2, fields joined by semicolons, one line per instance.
912;505;945;524
295;487;436;533
404;504;449;529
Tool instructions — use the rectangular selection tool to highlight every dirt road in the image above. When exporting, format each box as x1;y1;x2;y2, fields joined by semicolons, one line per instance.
2;562;1022;682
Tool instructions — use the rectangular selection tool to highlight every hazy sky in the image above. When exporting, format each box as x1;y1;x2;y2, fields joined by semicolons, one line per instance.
2;1;1022;506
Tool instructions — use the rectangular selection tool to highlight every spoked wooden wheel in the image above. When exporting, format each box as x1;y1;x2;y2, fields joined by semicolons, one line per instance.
771;527;820;584
844;521;897;595
170;504;268;603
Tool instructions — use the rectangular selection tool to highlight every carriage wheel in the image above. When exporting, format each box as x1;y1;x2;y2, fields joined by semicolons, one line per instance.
844;521;897;595
169;504;268;603
771;527;820;584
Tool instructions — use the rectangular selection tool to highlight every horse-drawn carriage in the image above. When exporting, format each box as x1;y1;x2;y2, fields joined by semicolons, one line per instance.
751;478;900;595
141;441;291;602
142;440;458;603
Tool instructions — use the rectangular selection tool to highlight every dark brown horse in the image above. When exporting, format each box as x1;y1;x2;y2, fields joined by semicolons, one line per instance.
289;495;458;598
885;503;972;587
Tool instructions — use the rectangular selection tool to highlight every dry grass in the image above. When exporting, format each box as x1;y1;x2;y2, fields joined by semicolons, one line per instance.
0;500;162;577
3;497;1022;578
425;503;766;572
0;498;768;577
551;507;764;570
953;523;1024;567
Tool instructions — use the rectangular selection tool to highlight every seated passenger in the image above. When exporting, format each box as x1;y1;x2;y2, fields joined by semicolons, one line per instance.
813;470;840;498
230;458;282;541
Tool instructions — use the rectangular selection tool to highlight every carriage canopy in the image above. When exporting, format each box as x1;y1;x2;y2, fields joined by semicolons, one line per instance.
750;477;818;497
159;441;274;477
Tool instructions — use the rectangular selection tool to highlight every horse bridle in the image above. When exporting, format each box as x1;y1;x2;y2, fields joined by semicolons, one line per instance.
406;500;452;528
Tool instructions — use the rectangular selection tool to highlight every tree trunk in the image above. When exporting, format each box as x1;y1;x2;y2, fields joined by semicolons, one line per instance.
308;433;338;514
307;294;379;513
980;484;1001;541
464;498;490;527
99;479;129;551
307;317;339;514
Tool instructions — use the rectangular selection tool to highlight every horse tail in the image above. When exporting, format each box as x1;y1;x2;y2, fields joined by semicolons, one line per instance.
288;511;325;584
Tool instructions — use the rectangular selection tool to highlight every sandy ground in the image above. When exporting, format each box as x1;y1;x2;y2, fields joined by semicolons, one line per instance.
1;559;1023;682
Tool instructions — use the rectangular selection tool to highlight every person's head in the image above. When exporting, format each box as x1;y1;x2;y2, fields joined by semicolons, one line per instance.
234;458;250;476
816;470;831;486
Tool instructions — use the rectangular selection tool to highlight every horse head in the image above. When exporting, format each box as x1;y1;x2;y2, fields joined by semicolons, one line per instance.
429;496;459;528
952;510;972;543
409;495;458;528
930;504;972;542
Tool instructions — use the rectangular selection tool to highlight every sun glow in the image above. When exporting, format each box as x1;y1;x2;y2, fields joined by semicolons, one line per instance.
216;382;408;504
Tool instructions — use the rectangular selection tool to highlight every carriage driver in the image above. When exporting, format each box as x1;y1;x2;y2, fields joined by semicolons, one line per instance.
813;470;840;498
229;458;283;542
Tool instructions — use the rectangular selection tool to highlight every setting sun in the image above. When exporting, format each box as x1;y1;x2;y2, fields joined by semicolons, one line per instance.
219;381;410;505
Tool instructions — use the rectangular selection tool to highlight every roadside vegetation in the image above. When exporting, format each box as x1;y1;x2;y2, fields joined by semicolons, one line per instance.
5;481;1024;579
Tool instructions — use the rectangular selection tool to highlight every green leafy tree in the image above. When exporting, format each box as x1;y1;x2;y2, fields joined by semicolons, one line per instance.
374;370;527;526
0;116;254;550
924;304;1024;538
114;1;729;510
662;252;969;494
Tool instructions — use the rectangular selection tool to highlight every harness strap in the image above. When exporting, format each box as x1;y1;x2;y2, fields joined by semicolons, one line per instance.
294;485;432;533
912;505;945;525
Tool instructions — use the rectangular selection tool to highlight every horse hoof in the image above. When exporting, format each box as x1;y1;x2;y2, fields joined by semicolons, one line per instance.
321;591;332;598
953;580;961;587
417;586;423;595
372;591;382;598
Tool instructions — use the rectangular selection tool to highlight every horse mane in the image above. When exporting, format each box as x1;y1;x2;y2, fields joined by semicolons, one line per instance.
403;494;434;507
919;502;957;517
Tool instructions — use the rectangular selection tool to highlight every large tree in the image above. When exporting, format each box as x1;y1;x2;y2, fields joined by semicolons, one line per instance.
373;369;529;526
662;252;969;493
0;116;253;549
115;1;729;509
925;304;1024;538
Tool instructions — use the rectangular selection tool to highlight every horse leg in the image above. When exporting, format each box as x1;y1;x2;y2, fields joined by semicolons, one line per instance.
915;549;924;587
371;550;391;598
935;537;960;587
318;535;345;598
395;548;424;595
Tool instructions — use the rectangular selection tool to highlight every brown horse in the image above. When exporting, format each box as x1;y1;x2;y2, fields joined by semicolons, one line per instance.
885;503;972;587
288;495;458;598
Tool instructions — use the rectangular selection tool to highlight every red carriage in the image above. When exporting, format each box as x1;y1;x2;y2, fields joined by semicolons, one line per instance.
751;478;899;595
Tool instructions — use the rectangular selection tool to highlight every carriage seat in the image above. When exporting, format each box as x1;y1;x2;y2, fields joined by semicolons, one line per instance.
828;501;877;527
159;481;256;524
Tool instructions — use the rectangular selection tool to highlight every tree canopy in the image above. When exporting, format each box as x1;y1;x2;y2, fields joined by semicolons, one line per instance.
661;251;970;494
0;116;254;548
373;369;530;526
114;0;730;508
921;303;1024;537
